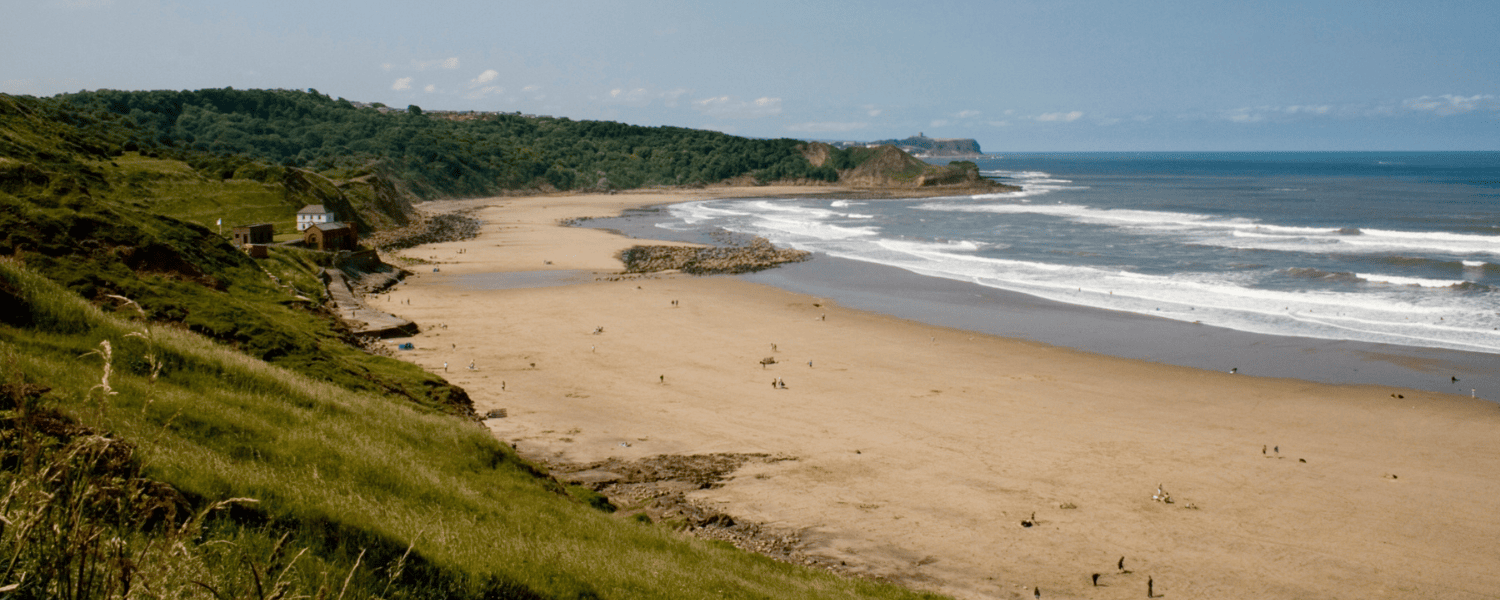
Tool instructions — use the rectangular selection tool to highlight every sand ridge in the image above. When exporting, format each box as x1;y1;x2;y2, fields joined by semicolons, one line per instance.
380;189;1500;600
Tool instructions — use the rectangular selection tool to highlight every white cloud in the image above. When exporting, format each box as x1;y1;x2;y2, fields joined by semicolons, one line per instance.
955;109;982;119
1223;108;1264;123
607;88;652;104
692;96;782;119
391;77;413;91
413;57;460;70
1220;104;1335;123
471;69;499;86
987;120;1010;127
522;84;541;93
380;63;394;72
1403;94;1497;116
929;119;949;128
785;122;869;133
1036;111;1084;122
463;85;503;100
864;105;883;117
424;84;436;93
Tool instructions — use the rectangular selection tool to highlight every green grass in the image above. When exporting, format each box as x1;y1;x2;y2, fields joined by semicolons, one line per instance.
0;258;946;600
100;152;300;234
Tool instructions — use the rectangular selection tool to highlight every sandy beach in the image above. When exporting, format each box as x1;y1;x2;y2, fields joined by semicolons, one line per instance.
380;188;1500;600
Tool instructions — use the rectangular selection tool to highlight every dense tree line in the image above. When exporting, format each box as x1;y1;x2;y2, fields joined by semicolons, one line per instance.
54;88;837;197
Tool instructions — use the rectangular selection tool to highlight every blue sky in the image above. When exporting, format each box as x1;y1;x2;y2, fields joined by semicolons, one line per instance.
5;0;1498;150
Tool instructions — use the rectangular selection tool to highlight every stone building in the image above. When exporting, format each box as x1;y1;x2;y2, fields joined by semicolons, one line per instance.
304;221;358;251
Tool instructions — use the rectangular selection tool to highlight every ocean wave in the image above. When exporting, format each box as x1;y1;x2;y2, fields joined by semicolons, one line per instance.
972;170;1088;199
1354;273;1470;288
664;195;1500;354
1285;267;1363;283
921;200;1191;222
920;196;1500;259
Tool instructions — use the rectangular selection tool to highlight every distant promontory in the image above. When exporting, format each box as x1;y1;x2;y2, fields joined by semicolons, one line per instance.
860;133;983;158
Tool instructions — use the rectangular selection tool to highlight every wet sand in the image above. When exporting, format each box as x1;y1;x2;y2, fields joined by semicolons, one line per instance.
381;188;1500;600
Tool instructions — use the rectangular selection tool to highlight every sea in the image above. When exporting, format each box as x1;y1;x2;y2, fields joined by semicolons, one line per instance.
587;152;1500;396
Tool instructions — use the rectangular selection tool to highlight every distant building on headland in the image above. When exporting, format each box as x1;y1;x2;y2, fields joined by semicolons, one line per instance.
297;205;335;231
304;221;358;252
821;134;983;158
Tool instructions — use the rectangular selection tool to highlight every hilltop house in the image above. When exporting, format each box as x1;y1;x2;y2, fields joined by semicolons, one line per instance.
297;205;335;231
304;221;358;252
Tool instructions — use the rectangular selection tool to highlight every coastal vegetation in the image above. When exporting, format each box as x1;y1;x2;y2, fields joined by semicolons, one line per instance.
0;90;951;598
52;88;842;197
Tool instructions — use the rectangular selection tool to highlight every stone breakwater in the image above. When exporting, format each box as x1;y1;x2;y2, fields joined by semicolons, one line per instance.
618;237;811;275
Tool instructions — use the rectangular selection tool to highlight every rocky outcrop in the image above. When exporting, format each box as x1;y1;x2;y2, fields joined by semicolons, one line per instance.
619;237;811;275
801;142;1017;192
363;210;481;251
838;145;929;186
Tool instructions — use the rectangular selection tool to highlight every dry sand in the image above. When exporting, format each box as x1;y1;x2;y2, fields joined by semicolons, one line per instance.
380;188;1500;600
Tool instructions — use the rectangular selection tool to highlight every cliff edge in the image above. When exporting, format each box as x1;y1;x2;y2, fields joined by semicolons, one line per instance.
800;142;1017;193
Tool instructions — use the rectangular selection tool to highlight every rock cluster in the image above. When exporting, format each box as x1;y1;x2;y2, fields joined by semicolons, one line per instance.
548;453;829;568
618;237;810;275
364;210;481;252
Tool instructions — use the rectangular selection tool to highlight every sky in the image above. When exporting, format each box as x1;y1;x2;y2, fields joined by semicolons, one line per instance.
4;0;1498;151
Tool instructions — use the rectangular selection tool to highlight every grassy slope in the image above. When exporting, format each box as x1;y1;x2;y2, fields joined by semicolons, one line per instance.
1;94;950;598
0;259;942;600
105;152;299;234
2;94;469;415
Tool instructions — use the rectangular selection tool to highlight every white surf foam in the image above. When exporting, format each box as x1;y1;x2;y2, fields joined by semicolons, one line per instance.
665;196;1500;355
1355;273;1470;288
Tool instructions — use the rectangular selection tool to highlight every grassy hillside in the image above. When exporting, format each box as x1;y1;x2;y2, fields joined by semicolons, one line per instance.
0;259;945;599
1;91;953;598
1;92;467;414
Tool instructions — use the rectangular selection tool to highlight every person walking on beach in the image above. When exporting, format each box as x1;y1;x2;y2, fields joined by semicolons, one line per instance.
1147;576;1154;597
443;361;448;372
1092;573;1100;586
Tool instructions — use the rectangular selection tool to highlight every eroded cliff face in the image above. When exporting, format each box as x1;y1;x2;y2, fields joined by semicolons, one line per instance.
801;142;833;168
282;168;418;234
797;143;1014;192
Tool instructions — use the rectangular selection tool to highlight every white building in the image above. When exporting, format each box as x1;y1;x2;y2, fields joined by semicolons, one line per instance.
296;205;335;231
